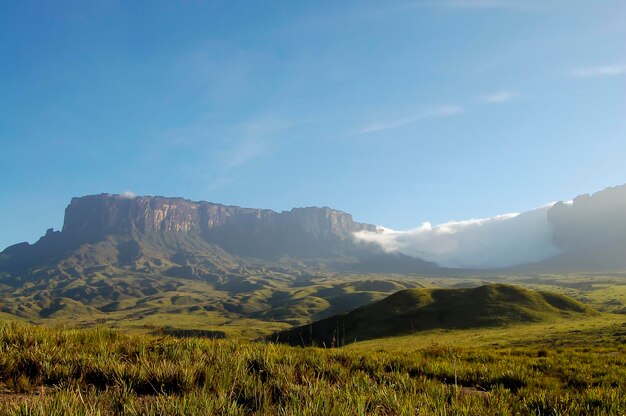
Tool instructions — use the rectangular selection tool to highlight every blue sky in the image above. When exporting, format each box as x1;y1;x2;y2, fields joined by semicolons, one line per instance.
1;0;625;249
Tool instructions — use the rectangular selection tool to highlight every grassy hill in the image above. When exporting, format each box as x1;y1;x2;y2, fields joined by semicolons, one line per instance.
271;284;596;346
0;263;429;338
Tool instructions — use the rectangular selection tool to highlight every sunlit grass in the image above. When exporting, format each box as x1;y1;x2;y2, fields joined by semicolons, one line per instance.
0;320;623;415
348;314;625;352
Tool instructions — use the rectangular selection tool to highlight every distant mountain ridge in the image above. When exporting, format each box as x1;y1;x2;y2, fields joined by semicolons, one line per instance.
3;184;626;276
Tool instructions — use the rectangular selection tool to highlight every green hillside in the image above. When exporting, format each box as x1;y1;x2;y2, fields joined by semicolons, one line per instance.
271;284;596;346
0;253;427;338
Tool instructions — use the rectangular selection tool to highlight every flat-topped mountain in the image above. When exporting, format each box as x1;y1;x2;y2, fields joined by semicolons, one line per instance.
62;194;375;241
0;193;435;275
270;284;595;346
59;194;377;259
535;184;626;272
5;184;626;275
0;194;436;331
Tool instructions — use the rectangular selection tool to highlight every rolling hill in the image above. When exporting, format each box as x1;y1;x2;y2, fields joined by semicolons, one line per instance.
270;284;596;346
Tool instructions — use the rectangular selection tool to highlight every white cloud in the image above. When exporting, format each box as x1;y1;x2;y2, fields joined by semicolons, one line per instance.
570;65;626;78
176;42;270;105
478;90;517;104
354;205;561;269
346;105;464;137
119;191;136;199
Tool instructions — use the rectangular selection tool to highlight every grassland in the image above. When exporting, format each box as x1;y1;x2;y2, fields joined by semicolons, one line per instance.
0;265;624;413
348;313;626;352
0;316;623;415
1;270;624;341
0;270;429;338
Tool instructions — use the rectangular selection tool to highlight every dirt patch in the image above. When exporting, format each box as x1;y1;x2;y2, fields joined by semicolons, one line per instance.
459;386;490;398
0;386;55;405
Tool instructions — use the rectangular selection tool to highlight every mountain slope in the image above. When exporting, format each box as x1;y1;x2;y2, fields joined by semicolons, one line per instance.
270;284;595;346
0;194;437;333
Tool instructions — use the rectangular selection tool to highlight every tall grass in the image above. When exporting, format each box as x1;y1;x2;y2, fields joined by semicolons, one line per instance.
0;322;623;415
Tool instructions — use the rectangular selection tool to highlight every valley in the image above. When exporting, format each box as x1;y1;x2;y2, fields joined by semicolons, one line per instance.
0;267;624;340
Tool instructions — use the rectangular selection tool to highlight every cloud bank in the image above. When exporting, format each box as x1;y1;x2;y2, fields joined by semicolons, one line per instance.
354;205;561;269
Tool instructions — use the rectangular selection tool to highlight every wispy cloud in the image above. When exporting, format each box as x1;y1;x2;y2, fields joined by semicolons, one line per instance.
223;118;293;170
477;90;518;104
412;0;542;11
198;116;297;190
154;114;297;190
346;105;464;137
176;41;272;105
218;117;302;190
570;64;626;78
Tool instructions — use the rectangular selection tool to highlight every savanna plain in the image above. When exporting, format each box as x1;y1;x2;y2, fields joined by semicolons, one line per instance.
0;273;624;415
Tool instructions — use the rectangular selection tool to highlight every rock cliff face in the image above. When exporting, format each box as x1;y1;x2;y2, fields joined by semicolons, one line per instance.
62;194;374;238
14;194;378;261
547;185;626;251
62;195;272;237
520;184;626;272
